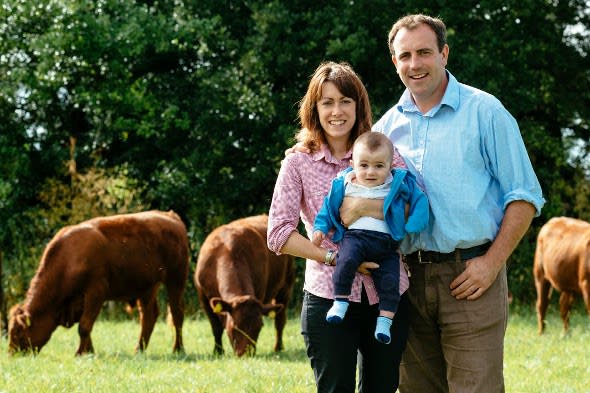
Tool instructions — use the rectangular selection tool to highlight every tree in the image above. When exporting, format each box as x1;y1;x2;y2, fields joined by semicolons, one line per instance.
0;0;588;306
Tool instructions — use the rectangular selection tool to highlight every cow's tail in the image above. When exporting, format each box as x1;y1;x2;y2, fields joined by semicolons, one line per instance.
534;234;553;299
534;236;543;273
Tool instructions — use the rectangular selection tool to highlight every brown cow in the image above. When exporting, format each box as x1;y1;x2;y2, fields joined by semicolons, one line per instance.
534;216;590;334
8;210;189;355
195;215;295;357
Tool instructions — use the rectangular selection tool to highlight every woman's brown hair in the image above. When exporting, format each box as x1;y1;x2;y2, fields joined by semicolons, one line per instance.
296;62;372;153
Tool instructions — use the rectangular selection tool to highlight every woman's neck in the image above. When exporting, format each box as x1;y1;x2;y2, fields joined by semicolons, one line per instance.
327;138;349;160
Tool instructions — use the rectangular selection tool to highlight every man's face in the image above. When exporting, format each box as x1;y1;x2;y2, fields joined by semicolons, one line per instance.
392;23;449;112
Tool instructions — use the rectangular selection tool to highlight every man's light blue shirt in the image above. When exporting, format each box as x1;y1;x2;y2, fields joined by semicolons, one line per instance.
374;71;545;254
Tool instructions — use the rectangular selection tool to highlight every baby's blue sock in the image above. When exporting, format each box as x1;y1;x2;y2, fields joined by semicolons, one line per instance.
375;316;393;344
326;299;349;324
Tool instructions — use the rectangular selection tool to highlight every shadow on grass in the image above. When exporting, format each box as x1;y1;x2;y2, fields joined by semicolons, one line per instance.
71;345;308;364
252;347;308;362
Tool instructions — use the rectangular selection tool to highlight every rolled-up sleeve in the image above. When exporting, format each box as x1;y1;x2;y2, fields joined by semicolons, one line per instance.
484;106;545;216
268;154;303;254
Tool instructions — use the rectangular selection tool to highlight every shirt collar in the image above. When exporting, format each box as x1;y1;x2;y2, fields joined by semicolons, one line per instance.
396;70;460;116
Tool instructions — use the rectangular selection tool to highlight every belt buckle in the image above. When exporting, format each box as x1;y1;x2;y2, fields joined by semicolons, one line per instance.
417;250;432;264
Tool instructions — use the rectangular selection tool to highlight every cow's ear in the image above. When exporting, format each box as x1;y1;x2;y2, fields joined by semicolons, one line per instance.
210;297;231;314
262;303;284;318
11;306;31;328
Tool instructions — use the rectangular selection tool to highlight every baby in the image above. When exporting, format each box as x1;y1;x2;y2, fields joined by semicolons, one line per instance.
313;132;429;343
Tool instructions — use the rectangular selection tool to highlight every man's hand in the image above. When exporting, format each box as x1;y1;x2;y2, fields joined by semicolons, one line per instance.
285;142;309;156
339;197;362;227
451;200;536;300
449;254;504;300
339;197;384;227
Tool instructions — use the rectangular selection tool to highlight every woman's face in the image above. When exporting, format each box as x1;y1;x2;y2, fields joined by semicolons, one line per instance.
316;81;356;143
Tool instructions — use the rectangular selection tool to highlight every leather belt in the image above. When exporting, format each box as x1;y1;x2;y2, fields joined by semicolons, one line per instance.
403;242;491;264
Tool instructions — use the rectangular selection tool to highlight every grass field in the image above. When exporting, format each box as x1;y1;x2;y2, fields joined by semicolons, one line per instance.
0;304;589;393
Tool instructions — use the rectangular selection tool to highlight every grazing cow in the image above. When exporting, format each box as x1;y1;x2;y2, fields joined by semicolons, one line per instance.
195;215;295;357
534;216;590;334
8;210;189;355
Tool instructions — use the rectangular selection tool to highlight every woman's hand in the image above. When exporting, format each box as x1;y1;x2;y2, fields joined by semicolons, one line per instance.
358;261;379;275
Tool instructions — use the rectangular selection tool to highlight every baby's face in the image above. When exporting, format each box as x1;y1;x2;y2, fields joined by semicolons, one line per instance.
351;144;392;187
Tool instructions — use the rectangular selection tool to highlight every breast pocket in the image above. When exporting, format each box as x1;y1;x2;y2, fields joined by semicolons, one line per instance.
306;187;328;211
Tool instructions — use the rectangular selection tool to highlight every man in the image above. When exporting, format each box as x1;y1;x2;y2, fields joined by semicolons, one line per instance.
340;14;545;393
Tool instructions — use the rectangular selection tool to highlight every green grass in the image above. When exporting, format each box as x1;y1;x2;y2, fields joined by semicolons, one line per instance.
505;305;590;393
0;305;589;393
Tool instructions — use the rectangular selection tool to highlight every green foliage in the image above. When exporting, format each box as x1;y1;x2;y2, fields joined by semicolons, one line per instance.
506;229;539;303
37;164;148;229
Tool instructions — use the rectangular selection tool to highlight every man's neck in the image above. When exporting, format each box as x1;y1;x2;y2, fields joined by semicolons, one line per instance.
414;74;449;114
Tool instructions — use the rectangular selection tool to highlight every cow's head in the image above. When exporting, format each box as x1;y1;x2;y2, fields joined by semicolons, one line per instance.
8;305;54;354
210;295;283;357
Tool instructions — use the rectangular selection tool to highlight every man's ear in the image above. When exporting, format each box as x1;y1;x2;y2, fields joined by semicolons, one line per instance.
441;44;449;66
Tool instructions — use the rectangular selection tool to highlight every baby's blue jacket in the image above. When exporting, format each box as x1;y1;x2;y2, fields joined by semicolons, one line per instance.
314;167;429;242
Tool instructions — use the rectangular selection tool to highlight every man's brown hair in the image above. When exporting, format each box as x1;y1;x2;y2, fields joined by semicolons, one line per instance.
387;14;447;56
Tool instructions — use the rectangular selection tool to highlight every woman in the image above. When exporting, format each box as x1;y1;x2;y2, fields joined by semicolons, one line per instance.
267;61;410;393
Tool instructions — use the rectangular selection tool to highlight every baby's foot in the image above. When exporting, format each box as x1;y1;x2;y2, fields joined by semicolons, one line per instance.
326;300;349;324
375;316;393;344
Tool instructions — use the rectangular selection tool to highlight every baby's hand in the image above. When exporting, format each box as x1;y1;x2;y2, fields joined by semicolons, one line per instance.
312;231;325;246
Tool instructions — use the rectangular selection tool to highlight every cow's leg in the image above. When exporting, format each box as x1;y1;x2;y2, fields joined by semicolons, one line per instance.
581;276;590;318
273;289;291;352
166;283;185;353
534;273;551;335
136;286;160;352
273;308;287;352
76;295;104;355
198;290;224;355
559;291;574;333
